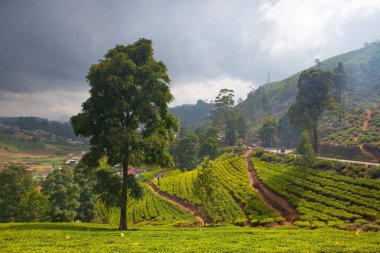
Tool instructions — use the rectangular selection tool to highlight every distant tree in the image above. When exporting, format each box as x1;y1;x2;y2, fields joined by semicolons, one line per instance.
332;62;348;122
236;114;247;140
224;110;238;146
179;126;193;139
19;189;50;222
288;68;334;153
235;138;245;153
297;131;315;188
0;166;33;222
277;114;300;148
174;134;200;171
192;157;215;226
259;116;278;147
200;137;219;159
41;167;80;222
211;89;234;130
237;97;243;104
74;163;97;222
71;39;178;230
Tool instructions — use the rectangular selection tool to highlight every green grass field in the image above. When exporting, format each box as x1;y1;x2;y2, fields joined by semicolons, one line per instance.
0;223;379;253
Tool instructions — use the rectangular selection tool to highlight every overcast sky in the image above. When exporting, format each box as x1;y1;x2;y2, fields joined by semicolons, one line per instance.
1;0;380;120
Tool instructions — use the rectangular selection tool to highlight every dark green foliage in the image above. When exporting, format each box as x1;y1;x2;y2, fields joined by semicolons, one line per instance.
289;68;335;152
71;38;178;230
0;166;34;222
259;116;278;147
19;190;50;222
74;164;97;222
173;134;200;171
41;167;80;222
200;137;219;159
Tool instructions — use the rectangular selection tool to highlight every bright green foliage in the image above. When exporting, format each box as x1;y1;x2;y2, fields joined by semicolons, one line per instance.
96;185;196;226
71;38;178;229
288;68;335;152
41;167;80;222
154;155;280;225
19;189;50;222
0;166;34;222
297;131;315;168
2;223;379;253
192;158;215;222
252;158;380;230
259;116;278;147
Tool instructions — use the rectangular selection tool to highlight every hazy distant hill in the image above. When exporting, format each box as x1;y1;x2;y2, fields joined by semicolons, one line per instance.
170;100;214;127
237;42;380;127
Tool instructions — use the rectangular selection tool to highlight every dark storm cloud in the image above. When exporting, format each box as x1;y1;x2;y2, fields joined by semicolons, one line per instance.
0;0;270;93
0;0;380;118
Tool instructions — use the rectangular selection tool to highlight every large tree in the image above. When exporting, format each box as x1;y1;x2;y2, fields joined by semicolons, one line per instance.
297;131;315;189
288;68;334;153
71;39;178;230
0;166;33;222
41;167;80;222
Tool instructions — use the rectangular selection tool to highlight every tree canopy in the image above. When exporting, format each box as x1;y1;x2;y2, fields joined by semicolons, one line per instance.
288;68;334;152
71;38;178;230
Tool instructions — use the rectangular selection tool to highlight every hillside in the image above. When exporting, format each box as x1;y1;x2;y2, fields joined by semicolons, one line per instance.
238;42;380;125
170;100;214;127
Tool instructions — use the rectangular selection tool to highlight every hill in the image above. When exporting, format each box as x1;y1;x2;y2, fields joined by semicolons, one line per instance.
238;42;380;125
170;100;214;127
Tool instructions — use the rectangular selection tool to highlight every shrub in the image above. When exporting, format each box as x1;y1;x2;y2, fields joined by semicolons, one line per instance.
315;160;333;170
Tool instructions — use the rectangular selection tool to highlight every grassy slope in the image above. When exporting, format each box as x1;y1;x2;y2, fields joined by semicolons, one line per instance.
96;184;197;226
252;158;380;230
153;154;281;225
1;223;379;253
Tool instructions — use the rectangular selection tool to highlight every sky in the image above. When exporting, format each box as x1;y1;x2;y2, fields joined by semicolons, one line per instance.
1;0;380;121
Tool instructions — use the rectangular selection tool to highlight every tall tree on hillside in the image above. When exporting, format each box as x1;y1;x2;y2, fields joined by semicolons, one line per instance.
71;39;179;230
211;89;234;129
259;116;278;147
288;68;334;153
332;62;348;122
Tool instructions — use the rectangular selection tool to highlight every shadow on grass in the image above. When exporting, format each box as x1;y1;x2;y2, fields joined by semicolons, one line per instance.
0;223;140;232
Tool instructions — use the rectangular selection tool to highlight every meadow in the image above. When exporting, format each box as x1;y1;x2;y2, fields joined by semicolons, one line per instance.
1;223;379;253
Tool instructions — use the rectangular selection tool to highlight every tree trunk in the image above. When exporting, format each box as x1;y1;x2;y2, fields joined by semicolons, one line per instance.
313;127;318;154
119;158;128;230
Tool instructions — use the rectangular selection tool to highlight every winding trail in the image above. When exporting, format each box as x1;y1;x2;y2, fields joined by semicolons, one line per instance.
244;150;299;223
147;183;205;226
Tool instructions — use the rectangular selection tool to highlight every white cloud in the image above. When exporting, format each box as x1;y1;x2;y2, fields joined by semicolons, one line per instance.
259;0;380;57
170;78;256;106
0;89;89;120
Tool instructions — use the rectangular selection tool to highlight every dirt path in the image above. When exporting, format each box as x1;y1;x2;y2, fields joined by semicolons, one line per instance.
244;150;299;222
147;183;204;226
362;108;372;130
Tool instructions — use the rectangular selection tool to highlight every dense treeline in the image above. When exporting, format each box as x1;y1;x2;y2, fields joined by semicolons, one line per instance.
0;117;75;139
0;165;97;222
